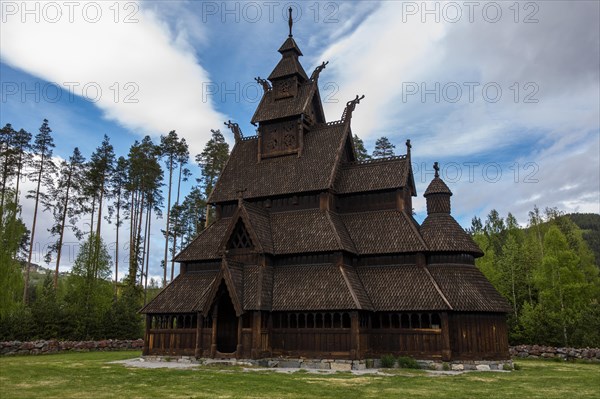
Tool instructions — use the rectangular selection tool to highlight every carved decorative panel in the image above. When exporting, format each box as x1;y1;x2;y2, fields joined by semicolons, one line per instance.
260;120;299;158
273;77;297;100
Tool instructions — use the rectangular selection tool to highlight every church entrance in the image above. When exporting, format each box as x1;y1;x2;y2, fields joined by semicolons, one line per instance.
215;283;238;353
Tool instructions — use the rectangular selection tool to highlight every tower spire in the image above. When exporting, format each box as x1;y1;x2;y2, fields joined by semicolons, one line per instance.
288;7;293;37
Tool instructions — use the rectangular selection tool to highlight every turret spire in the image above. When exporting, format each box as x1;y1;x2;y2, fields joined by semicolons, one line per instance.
433;161;440;178
288;7;293;37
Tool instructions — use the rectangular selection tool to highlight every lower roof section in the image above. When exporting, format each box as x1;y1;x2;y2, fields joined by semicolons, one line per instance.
141;262;511;315
140;270;217;314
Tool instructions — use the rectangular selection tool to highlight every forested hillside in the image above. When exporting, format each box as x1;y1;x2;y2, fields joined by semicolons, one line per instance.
567;213;600;267
470;207;600;347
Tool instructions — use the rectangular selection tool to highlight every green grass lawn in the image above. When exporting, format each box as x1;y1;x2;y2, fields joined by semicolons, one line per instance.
1;352;598;399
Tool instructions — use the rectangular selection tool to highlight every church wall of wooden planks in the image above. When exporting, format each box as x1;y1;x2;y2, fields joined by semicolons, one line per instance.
141;11;511;361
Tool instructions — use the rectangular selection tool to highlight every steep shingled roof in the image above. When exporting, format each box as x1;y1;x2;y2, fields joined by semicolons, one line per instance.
424;176;452;196
335;157;411;194
342;210;428;254
251;81;316;123
174;218;230;262
208;123;348;203
272;264;370;311
270;209;357;255
357;264;450;311
427;264;512;312
140;270;217;314
420;213;484;256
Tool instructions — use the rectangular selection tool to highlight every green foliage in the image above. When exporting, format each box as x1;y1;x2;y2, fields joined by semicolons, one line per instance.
380;354;396;368
103;286;143;339
196;129;229;199
396;356;420;369
64;234;114;339
0;194;26;317
352;134;371;161
442;362;451;371
473;207;600;347
372;136;395;158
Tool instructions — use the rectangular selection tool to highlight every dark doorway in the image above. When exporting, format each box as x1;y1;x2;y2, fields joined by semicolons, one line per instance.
215;283;238;353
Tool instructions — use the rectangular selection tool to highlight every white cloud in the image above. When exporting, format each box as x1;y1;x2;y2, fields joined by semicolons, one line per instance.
0;0;226;156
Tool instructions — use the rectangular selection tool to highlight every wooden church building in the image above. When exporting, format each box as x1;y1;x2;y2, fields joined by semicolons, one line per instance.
141;14;511;361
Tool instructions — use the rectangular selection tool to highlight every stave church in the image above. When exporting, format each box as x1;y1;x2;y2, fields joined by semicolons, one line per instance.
141;12;511;361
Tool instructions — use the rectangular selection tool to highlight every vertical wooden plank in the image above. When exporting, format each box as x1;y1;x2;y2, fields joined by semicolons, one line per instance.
251;311;261;358
440;312;451;361
143;315;151;355
195;313;203;358
350;312;359;359
236;315;243;358
211;307;218;358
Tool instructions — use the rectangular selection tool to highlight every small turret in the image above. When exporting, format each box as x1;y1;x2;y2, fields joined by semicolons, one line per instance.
424;162;452;214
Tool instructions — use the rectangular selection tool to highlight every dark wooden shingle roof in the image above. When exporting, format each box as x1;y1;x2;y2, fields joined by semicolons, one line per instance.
342;210;428;254
335;157;410;194
420;213;484;256
272;264;368;311
270;209;356;254
357;264;449;311
427;264;512;312
251;81;315;123
140;270;217;314
174;218;230;261
209;123;348;203
424;176;452;196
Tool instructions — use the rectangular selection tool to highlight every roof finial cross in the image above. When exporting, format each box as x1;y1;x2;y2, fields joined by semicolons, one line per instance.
288;7;293;37
433;162;440;178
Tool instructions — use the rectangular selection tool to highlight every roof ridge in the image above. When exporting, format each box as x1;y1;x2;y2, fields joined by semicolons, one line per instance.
400;211;429;250
325;211;345;251
327;123;351;190
421;265;453;310
338;264;362;310
344;154;408;167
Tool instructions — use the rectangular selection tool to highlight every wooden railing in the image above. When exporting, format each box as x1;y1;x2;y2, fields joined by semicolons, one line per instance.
271;328;351;354
369;328;443;356
147;328;196;356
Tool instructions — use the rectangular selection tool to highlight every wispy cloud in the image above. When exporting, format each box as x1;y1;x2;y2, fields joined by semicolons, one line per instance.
1;0;226;156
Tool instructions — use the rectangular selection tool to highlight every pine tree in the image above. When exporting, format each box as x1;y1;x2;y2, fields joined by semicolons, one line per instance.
65;233;113;339
159;130;187;284
11;129;33;213
0;192;26;317
372;136;395;158
126;137;163;288
195;129;229;226
45;147;86;288
0;123;17;215
352;134;371;161
170;139;190;280
108;156;128;296
24;119;56;303
86;135;115;281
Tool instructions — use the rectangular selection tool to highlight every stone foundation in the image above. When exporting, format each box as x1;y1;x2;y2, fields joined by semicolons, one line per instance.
0;339;144;356
141;355;513;371
510;345;600;362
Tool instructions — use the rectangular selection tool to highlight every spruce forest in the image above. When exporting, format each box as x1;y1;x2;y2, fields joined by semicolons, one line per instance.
0;121;598;347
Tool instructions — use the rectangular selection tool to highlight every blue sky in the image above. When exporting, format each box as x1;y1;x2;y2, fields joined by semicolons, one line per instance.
1;1;599;279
